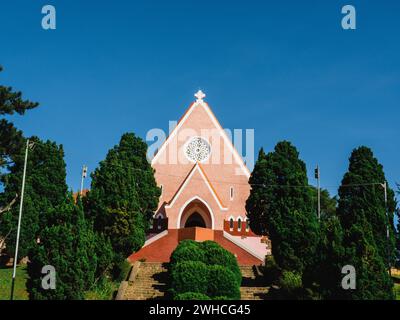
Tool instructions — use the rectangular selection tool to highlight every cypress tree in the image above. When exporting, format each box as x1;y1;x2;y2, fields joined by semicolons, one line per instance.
27;195;99;300
85;133;160;259
246;148;269;235
246;141;319;279
337;146;394;299
0;137;67;259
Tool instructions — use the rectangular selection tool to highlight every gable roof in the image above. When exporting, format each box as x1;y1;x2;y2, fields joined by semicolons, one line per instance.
165;162;228;211
151;99;251;178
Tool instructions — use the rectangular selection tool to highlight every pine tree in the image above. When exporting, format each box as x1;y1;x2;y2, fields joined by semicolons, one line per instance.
337;146;394;299
27;195;98;300
246;141;319;278
0;137;67;259
85;133;160;259
0;65;38;172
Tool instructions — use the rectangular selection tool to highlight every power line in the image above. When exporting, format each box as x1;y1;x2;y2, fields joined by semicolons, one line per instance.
87;160;387;190
21;140;390;190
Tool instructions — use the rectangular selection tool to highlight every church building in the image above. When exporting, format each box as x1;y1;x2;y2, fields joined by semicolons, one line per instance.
129;91;270;265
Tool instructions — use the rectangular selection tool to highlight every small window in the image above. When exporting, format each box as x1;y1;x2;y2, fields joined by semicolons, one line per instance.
229;218;234;230
160;185;163;196
246;219;250;232
150;218;154;229
230;187;234;200
237;218;242;231
157;215;162;230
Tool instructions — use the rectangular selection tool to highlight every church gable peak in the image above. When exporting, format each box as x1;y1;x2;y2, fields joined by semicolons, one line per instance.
151;91;250;178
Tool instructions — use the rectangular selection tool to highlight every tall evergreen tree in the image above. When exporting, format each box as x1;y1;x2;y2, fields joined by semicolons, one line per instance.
27;195;99;300
85;133;160;259
337;146;394;299
0;137;67;259
246;141;319;279
338;147;396;268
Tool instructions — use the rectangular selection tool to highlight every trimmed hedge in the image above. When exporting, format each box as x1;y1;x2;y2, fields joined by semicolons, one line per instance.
171;261;209;295
169;240;242;300
170;240;205;268
207;265;241;300
174;292;211;300
201;241;241;286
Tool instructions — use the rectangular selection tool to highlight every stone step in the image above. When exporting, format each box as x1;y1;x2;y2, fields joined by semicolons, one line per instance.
123;262;167;300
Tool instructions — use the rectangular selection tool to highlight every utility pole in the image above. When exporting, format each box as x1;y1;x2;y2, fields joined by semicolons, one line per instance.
381;181;391;277
10;139;33;300
80;165;88;195
315;165;321;220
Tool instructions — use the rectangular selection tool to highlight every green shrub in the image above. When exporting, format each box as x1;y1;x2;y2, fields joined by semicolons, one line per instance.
170;241;205;268
174;292;211;300
264;256;281;285
171;261;209;295
207;265;241;300
201;242;241;285
169;240;242;300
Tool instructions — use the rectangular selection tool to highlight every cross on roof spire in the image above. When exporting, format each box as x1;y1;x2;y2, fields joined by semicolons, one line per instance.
195;90;206;102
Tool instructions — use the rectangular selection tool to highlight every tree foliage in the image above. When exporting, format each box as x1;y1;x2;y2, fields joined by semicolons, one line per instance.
246;141;319;277
85;133;160;259
0;65;38;171
27;195;99;300
337;146;394;299
0;137;67;259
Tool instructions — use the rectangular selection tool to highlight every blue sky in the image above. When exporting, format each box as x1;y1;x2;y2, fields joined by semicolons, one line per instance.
1;0;399;198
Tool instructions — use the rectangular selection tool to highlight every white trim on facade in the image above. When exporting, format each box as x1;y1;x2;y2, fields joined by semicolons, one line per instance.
165;163;227;211
143;230;168;248
151;100;250;178
223;231;264;261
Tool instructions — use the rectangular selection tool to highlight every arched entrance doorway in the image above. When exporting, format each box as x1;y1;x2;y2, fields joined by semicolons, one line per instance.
184;212;206;228
178;197;214;229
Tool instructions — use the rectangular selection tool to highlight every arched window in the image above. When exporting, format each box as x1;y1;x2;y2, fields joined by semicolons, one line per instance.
229;218;234;230
246;219;250;232
237;218;242;231
160;185;163;196
230;187;234;200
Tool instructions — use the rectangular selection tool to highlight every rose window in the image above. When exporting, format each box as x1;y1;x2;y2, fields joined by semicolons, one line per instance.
185;137;211;162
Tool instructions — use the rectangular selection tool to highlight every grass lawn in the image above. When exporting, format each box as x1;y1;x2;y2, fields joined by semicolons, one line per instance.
392;270;400;301
394;283;400;300
0;266;29;300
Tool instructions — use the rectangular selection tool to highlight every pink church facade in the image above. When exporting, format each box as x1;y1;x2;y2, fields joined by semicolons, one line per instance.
129;91;270;265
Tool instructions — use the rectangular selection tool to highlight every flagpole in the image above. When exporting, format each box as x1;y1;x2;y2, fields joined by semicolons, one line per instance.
382;182;391;277
315;165;321;220
10;140;31;300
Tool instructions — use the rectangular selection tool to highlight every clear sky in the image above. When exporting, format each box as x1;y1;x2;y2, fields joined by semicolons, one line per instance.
1;0;399;198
